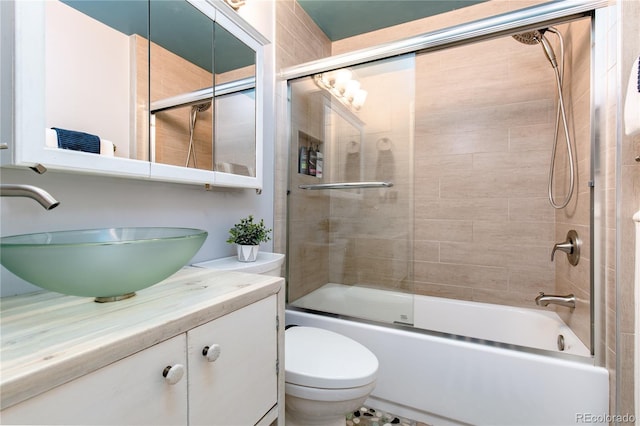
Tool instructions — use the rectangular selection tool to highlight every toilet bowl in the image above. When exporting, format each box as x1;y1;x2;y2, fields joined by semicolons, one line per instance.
285;326;378;426
192;253;378;425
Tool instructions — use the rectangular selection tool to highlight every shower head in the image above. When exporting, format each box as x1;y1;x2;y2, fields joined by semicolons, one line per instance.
512;29;558;69
191;101;211;113
512;30;545;45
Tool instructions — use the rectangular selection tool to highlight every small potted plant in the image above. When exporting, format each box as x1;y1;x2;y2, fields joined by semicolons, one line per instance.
226;215;272;262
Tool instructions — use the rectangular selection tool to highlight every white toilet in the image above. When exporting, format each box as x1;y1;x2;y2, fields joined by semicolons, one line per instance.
193;252;379;425
284;325;378;426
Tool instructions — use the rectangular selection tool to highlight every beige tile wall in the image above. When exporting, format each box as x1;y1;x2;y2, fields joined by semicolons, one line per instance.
275;0;331;70
410;21;595;324
617;0;639;417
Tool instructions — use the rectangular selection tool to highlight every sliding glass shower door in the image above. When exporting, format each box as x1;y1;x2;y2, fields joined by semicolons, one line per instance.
283;8;595;355
287;54;415;326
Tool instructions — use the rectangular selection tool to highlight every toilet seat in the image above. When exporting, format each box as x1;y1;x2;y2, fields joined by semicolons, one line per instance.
285;326;378;389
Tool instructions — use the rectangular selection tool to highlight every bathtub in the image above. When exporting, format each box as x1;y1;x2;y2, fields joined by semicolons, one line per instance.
287;284;609;425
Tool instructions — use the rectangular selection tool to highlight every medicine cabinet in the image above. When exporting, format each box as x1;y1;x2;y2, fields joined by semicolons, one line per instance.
1;0;267;189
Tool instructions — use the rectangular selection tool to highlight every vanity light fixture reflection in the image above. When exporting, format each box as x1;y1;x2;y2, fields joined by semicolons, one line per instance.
224;0;246;10
314;69;368;111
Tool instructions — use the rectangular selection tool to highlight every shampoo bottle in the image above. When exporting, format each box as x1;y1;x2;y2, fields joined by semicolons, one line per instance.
316;146;323;178
308;145;317;176
299;144;308;174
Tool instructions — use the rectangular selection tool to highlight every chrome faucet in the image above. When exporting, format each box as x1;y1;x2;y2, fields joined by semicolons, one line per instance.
0;184;60;210
535;292;576;309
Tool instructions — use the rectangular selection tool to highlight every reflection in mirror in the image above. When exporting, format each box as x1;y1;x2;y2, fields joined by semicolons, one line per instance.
324;102;363;185
45;0;149;160
149;1;214;170
213;24;256;177
149;6;257;174
45;0;259;179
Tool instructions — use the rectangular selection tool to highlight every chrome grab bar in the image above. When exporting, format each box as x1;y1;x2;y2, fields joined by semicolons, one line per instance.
298;181;394;190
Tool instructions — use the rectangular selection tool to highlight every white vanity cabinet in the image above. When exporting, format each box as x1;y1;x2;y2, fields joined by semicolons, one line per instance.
188;295;278;425
0;269;284;426
1;335;189;425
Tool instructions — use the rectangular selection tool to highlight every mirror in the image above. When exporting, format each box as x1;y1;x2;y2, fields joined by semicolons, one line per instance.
45;0;148;160
212;24;257;177
148;1;215;169
149;13;256;175
43;0;258;179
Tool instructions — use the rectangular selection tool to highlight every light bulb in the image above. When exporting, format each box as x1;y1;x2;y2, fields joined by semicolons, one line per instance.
344;80;361;100
333;69;353;93
352;89;368;109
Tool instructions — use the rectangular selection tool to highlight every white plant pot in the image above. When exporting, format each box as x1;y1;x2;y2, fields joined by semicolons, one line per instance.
237;244;259;262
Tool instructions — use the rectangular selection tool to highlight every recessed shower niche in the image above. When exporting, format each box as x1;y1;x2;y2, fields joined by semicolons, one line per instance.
296;131;323;177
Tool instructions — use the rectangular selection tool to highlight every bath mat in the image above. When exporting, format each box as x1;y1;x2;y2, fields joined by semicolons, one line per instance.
347;406;427;426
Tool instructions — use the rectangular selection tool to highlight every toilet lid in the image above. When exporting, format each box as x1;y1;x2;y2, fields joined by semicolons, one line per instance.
285;326;378;389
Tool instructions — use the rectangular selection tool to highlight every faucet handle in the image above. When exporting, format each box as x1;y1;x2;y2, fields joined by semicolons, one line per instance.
551;241;573;260
551;230;580;266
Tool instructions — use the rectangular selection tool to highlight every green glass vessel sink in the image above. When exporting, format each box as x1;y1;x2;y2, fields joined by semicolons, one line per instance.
0;227;207;302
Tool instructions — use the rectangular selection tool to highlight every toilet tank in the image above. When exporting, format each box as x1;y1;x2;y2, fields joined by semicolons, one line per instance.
192;252;285;276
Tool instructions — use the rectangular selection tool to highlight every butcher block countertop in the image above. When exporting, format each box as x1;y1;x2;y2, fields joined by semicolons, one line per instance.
0;268;283;410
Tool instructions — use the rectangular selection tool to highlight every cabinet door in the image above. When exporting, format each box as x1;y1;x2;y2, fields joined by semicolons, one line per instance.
187;295;278;426
1;335;188;425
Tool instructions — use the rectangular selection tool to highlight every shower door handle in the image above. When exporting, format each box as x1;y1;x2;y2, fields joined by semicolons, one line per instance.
298;181;393;190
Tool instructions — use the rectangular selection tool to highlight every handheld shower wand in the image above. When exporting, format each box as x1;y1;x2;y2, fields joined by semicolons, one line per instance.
186;101;211;168
538;33;558;69
512;27;574;209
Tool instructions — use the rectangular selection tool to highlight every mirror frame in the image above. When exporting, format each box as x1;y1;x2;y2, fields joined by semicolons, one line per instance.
3;0;268;189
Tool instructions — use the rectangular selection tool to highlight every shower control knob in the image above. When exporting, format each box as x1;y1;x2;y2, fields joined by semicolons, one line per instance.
162;364;185;385
202;344;221;362
551;229;581;266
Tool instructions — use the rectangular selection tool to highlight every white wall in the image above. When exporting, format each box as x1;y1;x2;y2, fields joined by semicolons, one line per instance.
0;1;276;297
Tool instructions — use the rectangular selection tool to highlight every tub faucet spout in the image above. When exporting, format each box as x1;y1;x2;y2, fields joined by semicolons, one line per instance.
0;184;60;210
535;292;575;309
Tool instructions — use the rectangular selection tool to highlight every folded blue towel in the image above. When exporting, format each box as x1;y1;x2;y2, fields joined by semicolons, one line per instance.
52;127;100;154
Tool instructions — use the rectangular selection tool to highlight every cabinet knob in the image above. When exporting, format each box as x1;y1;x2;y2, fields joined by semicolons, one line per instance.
202;344;221;362
162;364;185;385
